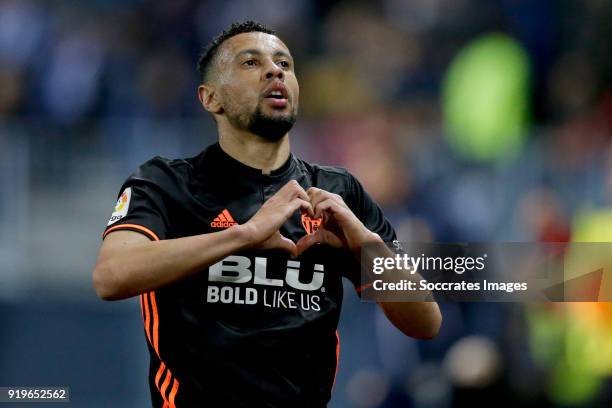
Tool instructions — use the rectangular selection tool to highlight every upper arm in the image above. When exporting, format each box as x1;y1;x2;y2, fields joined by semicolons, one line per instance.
96;230;152;267
329;170;398;289
93;229;155;300
102;159;177;243
346;172;396;243
103;183;168;241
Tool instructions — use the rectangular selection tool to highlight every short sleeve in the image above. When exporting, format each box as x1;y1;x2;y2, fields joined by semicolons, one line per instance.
337;171;397;290
102;175;169;242
347;172;397;244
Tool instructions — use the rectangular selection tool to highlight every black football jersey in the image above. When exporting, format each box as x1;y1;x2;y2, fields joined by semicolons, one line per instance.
102;142;396;407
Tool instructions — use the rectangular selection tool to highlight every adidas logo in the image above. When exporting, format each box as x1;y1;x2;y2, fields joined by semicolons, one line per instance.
211;209;237;229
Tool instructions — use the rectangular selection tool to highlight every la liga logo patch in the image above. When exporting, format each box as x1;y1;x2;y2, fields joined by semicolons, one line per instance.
107;187;132;226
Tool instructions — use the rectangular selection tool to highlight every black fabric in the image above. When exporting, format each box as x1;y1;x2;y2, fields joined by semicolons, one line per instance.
103;142;396;407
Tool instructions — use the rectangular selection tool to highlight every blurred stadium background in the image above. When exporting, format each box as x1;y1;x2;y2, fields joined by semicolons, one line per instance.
1;0;612;407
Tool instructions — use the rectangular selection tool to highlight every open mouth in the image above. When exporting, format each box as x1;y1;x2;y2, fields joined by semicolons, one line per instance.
263;85;289;108
266;91;285;99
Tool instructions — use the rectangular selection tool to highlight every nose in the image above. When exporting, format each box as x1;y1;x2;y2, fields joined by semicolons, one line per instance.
263;60;284;81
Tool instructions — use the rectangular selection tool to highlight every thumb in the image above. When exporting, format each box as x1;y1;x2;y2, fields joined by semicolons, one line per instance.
296;228;346;256
296;230;322;256
257;231;297;257
295;228;327;255
275;233;298;258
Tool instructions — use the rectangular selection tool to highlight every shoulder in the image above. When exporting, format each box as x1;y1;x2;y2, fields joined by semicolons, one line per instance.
295;157;353;184
127;156;195;186
294;157;363;203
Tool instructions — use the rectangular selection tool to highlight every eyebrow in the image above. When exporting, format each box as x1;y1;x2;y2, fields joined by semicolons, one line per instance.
235;48;292;60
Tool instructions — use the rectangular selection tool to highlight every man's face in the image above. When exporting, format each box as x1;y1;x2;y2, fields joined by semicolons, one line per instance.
214;32;299;140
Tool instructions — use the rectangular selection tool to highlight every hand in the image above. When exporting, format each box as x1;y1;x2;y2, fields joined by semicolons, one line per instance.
295;187;380;255
242;180;313;256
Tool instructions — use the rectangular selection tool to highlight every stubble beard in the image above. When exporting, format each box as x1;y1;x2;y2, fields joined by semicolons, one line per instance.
248;103;297;141
227;99;297;142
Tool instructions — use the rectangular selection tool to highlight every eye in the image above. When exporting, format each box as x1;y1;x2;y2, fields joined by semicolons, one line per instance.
278;60;291;69
243;59;257;67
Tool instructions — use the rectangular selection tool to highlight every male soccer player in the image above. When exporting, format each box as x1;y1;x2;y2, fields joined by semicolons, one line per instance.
93;21;441;407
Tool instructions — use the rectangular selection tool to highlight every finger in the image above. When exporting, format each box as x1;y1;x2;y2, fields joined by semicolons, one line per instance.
306;186;322;197
280;180;308;201
330;192;347;207
296;228;344;255
317;198;354;220
295;188;310;203
314;198;342;219
282;179;301;191
308;188;347;211
325;191;347;207
306;187;326;208
291;197;314;217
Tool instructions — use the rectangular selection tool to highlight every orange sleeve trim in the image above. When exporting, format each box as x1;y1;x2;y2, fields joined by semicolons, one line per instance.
155;362;166;390
142;291;180;408
142;293;152;346
168;377;180;406
355;283;373;293
150;290;160;353
160;370;172;402
332;330;340;391
103;223;160;241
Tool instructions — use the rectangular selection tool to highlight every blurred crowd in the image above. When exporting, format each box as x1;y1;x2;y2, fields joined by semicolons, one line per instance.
1;0;612;407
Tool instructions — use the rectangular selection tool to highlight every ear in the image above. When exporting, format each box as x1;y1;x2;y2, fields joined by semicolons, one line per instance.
198;83;224;114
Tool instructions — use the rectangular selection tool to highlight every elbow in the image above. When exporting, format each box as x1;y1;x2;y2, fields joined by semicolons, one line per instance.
406;321;441;340
415;320;441;340
383;301;442;340
92;261;124;301
415;306;442;340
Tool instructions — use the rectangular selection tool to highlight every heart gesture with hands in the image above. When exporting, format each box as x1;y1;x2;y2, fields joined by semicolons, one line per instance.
295;187;381;256
242;180;381;257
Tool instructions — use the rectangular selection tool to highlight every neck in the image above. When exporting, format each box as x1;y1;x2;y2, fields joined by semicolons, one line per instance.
217;124;290;174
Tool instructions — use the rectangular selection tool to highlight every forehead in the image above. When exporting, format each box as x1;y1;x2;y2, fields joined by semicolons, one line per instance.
220;32;291;59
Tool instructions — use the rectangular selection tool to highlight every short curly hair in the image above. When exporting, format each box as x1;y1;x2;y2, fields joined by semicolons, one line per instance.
197;20;276;83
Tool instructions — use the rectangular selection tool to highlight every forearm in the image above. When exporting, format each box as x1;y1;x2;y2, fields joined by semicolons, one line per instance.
378;298;442;339
93;225;251;300
357;234;442;339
